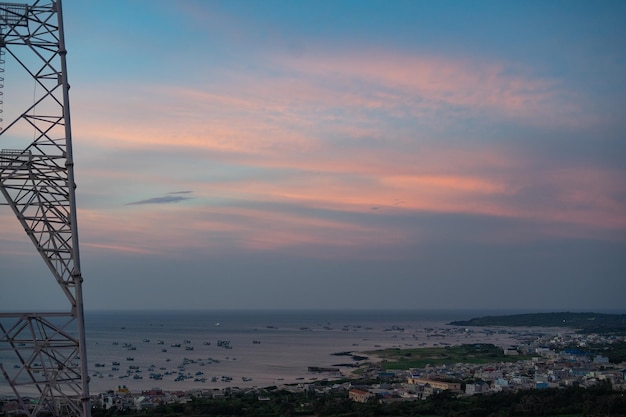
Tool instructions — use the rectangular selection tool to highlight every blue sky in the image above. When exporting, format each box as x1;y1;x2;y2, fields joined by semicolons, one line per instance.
1;0;625;311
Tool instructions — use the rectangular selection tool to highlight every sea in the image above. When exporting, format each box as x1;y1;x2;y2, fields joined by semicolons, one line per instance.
0;309;569;396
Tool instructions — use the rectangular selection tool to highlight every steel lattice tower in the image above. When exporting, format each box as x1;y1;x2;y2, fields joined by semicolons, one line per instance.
0;1;91;417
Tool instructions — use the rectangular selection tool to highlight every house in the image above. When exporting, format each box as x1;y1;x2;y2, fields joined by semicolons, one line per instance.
465;381;489;395
134;396;154;411
504;347;519;356
349;389;374;403
407;377;462;392
101;394;130;411
570;368;592;377
593;355;609;364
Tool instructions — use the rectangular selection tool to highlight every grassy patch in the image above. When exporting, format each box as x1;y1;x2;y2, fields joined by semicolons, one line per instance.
365;343;534;369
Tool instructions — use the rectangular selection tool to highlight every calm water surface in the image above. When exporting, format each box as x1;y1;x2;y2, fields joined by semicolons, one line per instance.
1;309;552;395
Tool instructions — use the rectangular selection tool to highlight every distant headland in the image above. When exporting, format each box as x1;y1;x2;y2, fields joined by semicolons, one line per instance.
449;312;626;335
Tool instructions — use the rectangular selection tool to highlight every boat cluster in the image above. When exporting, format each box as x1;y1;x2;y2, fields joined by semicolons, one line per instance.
113;337;235;353
89;355;248;384
87;336;268;386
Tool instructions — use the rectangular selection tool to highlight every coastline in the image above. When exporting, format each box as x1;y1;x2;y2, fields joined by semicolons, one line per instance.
86;325;543;395
0;310;587;397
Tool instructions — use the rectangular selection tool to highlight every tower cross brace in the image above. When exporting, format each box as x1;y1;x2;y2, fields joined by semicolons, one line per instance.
0;2;91;417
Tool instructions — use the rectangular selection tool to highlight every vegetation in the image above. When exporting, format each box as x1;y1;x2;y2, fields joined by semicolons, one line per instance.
88;382;626;417
365;343;533;370
449;312;626;335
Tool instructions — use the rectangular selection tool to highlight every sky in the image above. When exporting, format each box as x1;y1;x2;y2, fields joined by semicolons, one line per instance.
1;0;625;312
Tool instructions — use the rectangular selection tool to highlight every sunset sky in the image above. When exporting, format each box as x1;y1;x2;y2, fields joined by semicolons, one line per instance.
1;0;625;311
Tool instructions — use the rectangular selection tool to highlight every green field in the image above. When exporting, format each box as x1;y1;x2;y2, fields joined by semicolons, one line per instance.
366;343;533;369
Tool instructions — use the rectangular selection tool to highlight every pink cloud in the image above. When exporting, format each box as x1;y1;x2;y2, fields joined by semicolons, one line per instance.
530;167;626;230
82;241;155;256
71;47;577;153
75;201;411;260
276;50;578;124
72;105;625;239
63;45;623;255
5;142;623;262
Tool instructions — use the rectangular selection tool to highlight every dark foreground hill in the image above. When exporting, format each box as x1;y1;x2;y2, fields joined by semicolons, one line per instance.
449;312;626;334
86;383;626;417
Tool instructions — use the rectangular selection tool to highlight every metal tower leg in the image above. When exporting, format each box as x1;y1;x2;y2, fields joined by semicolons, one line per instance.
0;2;91;416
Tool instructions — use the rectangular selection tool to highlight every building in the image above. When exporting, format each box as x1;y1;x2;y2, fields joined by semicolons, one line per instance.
407;376;462;392
349;389;375;403
465;381;489;395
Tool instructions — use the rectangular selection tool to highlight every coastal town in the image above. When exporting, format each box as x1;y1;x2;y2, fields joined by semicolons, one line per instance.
3;320;623;415
88;341;625;413
348;329;626;403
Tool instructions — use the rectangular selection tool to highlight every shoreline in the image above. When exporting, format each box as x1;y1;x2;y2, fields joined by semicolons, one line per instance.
1;310;584;398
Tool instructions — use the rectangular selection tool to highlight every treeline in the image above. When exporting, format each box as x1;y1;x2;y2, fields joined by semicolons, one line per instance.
91;382;626;417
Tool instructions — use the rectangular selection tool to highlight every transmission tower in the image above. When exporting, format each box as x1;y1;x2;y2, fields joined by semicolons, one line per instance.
0;1;91;417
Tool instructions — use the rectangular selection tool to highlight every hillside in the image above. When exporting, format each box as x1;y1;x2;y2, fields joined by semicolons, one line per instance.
449;312;626;334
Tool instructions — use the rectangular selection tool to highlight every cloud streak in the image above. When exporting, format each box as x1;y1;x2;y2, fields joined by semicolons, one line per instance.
126;191;194;206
